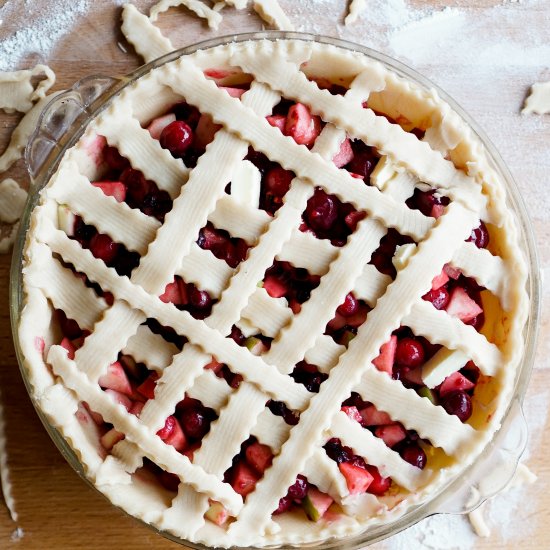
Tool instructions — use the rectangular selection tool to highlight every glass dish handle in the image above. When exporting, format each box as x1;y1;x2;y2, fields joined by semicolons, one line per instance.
25;75;121;183
436;398;528;514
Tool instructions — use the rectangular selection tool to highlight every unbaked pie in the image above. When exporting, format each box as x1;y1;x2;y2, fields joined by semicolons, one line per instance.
18;38;529;547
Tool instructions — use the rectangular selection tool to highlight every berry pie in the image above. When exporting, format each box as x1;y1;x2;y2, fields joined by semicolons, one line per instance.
18;38;529;547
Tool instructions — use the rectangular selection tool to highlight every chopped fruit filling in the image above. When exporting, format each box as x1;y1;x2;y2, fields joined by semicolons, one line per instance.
339;462;374;494
445;286;483;323
197;224;249;268
302;487;333;521
291;362;328;393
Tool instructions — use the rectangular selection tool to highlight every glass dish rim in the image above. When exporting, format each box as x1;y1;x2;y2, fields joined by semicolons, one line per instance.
9;30;541;550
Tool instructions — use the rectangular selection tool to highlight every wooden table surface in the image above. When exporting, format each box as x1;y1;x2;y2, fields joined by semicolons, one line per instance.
0;1;548;548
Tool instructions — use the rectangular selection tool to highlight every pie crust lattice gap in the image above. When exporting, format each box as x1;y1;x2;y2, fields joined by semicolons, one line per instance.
20;39;528;547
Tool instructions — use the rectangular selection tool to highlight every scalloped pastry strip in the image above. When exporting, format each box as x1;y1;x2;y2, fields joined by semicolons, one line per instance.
48;345;243;514
228;202;478;539
253;0;294;31
163;59;433;241
150;0;223;30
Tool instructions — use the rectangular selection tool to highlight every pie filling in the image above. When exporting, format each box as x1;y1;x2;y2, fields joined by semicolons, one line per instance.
19;39;528;547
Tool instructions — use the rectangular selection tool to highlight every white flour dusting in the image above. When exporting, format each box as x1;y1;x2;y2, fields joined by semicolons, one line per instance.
0;0;90;71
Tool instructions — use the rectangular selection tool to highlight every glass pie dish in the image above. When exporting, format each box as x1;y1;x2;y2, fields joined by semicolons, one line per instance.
10;32;540;549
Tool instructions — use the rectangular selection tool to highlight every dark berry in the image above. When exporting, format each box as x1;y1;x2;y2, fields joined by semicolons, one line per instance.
103;146;129;171
273;495;293;515
441;390;473;422
401;444;427;469
179;406;211;439
265;167;293;197
287;475;308;501
304;190;337;232
189;287;212;309
89;233;119;264
467;221;489;249
337;292;359;317
324;438;352;464
159;121;193;158
395;337;425;369
422;286;450;310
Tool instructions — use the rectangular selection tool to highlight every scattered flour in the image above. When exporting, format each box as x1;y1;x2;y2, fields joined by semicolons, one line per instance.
0;0;90;71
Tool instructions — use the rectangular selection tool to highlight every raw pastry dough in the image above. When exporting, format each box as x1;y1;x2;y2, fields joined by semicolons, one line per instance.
345;0;367;25
0;65;55;114
0;179;28;224
150;0;223;30
522;81;550;114
253;0;294;31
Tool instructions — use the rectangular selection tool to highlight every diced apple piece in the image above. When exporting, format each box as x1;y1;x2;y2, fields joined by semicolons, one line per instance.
375;424;407;447
245;442;273;474
372;335;397;375
445;287;483;323
100;427;124;451
231;462;260;497
263;276;287;298
57;205;77;236
443;263;461;280
302;487;333;521
365;465;392;495
60;337;76;360
98;361;133;396
157;415;187;452
244;337;268;356
137;372;159;400
285;103;321;146
205;501;229;526
332;138;354;168
92;181;127;203
339;462;374;494
439;371;475;397
220;86;246;98
417;386;437;404
195;114;220;149
341;406;362;424
147;113;176;140
431;204;445;218
266;114;286;132
359;405;392;426
231;159;262;208
431;270;450;290
105;389;133;411
159;279;187;305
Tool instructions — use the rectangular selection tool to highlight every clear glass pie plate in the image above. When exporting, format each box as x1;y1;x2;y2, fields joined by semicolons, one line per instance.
10;31;540;549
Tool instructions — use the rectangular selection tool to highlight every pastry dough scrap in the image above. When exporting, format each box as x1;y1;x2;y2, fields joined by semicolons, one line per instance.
253;0;294;31
150;0;223;30
345;0;367;26
0;179;27;224
522;81;550;115
0;65;55;114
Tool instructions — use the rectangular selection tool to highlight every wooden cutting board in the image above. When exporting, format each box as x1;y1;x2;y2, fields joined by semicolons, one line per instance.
0;1;548;548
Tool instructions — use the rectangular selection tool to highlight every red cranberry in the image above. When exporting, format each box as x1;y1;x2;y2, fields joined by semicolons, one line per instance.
189;287;212;309
441;390;473;422
365;465;391;495
179;406;211;439
89;233;119;264
401;444;427;469
265;167;293;197
103;146;129;171
347;150;376;178
230;325;245;345
159;120;193;158
57;310;83;339
337;292;359;317
422;286;450;310
395;338;425;369
121;168;152;205
273;495;293;515
172;102;200;127
467;221;489;249
287;475;308;501
304;190;337;231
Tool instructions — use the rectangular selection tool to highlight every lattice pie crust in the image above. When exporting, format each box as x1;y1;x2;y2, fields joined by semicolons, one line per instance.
19;39;528;547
